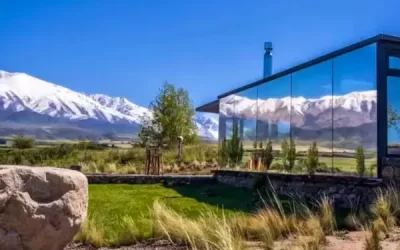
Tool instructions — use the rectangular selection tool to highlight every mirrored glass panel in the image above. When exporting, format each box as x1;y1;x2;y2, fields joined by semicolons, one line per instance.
291;61;333;173
235;87;258;148
389;56;400;70
219;95;236;140
387;76;400;154
333;44;377;176
257;75;291;170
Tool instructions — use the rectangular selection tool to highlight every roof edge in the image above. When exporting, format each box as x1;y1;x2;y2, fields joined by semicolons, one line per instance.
218;34;400;99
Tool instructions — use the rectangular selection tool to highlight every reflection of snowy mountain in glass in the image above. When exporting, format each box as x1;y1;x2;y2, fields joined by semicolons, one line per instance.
220;90;377;150
220;91;376;128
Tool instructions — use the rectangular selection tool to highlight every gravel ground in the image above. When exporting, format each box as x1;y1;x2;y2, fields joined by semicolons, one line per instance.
65;241;187;250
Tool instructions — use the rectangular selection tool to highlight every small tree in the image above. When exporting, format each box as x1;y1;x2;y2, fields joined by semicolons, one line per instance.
356;145;365;177
264;139;274;170
138;82;198;148
307;141;319;175
259;141;263;149
226;122;243;167
280;138;289;169
253;141;257;149
287;138;296;172
218;137;229;167
12;135;35;149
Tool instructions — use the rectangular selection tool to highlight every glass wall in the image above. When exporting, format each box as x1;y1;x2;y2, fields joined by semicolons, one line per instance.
235;88;258;148
257;75;291;149
219;95;236;140
291;61;333;172
333;44;377;176
218;43;378;176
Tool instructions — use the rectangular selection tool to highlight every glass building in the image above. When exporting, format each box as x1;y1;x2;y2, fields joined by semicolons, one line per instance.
196;34;400;177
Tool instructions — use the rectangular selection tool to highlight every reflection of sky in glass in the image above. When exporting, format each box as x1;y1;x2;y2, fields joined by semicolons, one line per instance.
333;44;376;95
258;75;290;99
389;56;400;70
387;76;400;144
292;60;332;99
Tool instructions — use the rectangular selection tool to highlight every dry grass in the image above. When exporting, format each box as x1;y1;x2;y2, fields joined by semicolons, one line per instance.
74;217;105;247
75;184;400;249
114;215;148;246
153;201;244;250
318;196;335;235
364;220;383;250
371;190;397;229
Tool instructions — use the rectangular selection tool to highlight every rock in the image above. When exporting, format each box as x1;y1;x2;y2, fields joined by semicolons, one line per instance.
0;166;88;250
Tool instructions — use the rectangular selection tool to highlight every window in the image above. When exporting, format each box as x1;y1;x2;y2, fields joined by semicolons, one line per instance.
387;76;400;155
389;56;400;70
235;87;258;146
219;95;236;140
291;60;333;172
333;44;377;176
257;76;291;149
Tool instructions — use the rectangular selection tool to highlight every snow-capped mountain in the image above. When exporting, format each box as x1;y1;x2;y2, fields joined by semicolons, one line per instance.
221;90;377;129
0;70;219;140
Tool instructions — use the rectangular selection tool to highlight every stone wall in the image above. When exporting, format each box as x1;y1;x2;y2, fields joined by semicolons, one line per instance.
212;170;389;209
86;174;216;185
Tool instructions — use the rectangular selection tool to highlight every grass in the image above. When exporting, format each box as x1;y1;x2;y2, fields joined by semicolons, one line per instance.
76;184;400;249
82;183;254;246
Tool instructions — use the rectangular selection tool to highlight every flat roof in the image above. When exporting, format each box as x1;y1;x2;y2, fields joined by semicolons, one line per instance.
196;34;400;113
195;99;219;113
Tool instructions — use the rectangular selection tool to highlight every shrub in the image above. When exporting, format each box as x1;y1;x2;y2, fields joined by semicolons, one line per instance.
287;138;296;173
153;201;244;250
74;217;105;247
306;142;319;175
318;197;335;234
356;145;366;177
12;136;35;149
280;139;289;168
365;220;383;250
270;162;283;171
263;140;273;170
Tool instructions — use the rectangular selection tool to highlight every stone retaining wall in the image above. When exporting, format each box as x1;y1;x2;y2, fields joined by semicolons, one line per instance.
212;170;388;209
86;174;216;185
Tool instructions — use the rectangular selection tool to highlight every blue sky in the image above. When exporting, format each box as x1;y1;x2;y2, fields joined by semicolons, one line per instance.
1;0;399;107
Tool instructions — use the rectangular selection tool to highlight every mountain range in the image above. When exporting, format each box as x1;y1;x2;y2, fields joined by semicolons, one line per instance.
220;88;377;149
0;70;219;141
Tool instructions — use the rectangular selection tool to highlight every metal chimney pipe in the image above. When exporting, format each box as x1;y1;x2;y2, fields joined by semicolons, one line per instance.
263;42;273;78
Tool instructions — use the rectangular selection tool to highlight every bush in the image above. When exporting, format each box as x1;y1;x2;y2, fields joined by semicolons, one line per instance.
356;145;365;177
12;136;35;149
270;162;283;171
306;142;319;175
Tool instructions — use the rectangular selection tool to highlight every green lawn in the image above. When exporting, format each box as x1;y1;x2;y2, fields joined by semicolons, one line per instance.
88;183;255;244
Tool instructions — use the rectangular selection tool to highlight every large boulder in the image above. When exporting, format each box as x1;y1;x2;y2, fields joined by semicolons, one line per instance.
0;166;88;250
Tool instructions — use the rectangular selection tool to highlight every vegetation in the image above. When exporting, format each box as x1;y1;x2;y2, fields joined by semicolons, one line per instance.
263;140;274;170
218;122;244;168
75;184;254;246
280;139;289;169
306;141;319;175
75;184;400;249
12;135;35;149
287;138;296;172
139;82;198;148
0;143;218;174
356;145;366;177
